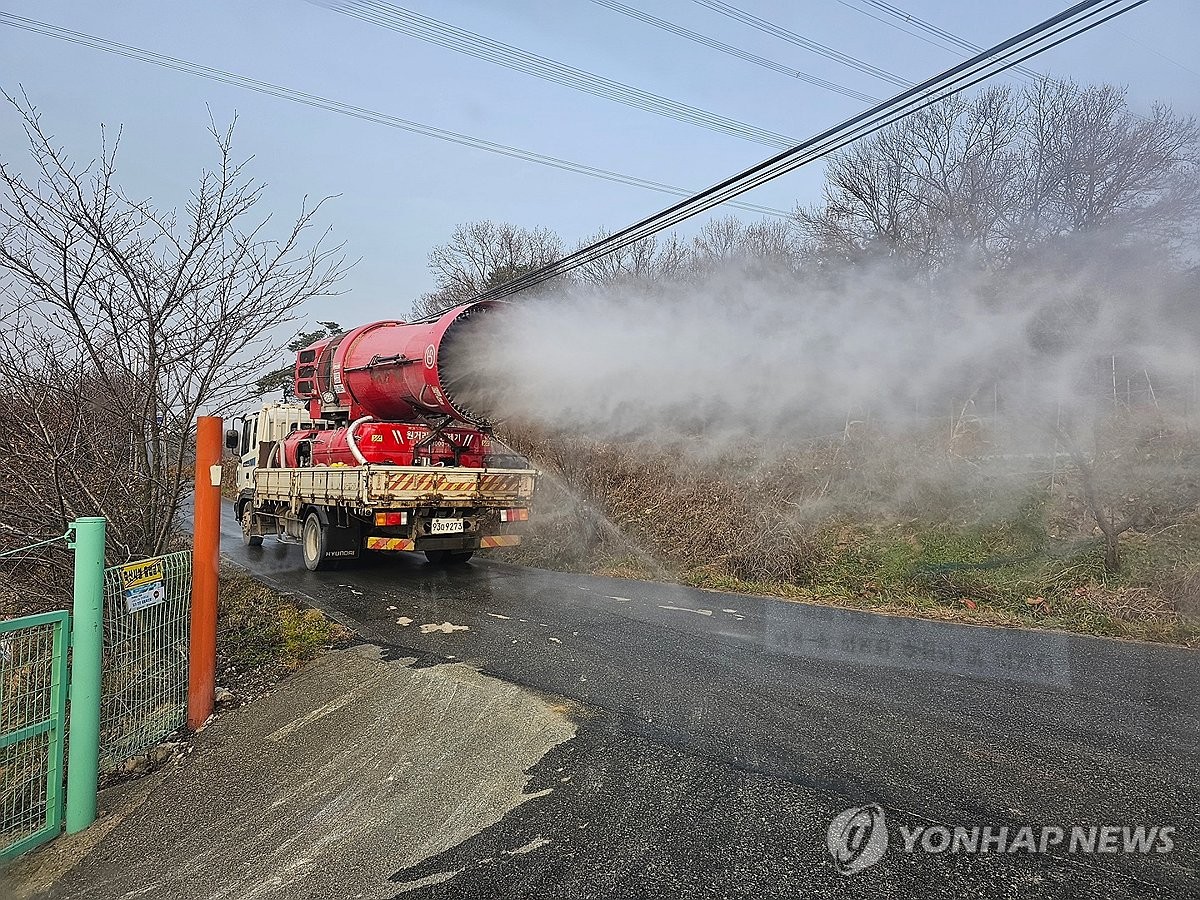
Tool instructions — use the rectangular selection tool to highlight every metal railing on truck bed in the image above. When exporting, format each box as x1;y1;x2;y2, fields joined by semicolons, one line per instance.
253;465;537;506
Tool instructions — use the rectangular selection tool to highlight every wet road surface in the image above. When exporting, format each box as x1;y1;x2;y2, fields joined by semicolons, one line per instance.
221;506;1199;898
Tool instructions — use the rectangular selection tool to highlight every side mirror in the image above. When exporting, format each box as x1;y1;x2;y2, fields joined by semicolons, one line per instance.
224;429;240;451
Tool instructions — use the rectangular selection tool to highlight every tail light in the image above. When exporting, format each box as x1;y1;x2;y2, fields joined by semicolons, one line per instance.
499;508;529;522
374;512;408;526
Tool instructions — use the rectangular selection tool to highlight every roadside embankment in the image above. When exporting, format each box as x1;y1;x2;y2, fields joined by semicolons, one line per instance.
501;425;1200;647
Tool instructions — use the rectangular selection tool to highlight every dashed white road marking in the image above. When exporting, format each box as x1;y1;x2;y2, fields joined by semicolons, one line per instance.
658;605;713;616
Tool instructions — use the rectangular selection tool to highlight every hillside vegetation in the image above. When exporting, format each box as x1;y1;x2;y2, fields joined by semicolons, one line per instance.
500;420;1200;646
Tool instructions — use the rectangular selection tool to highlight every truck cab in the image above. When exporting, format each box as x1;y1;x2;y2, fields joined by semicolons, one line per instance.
227;402;316;498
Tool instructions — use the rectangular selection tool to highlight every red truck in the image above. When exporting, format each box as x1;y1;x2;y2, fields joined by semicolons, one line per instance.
227;302;537;570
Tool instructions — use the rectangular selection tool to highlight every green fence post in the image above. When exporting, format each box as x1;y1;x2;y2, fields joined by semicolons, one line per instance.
64;516;106;834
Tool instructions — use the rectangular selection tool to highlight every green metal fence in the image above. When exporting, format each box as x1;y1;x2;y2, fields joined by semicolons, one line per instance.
98;551;192;769
0;611;69;862
0;519;198;862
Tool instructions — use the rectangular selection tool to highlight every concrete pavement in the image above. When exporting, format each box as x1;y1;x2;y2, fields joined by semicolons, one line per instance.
5;645;576;900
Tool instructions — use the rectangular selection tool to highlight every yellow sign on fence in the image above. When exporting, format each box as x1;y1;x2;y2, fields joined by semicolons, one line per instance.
118;558;166;613
118;558;164;590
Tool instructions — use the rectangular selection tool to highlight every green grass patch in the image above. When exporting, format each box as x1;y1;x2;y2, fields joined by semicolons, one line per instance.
218;566;352;675
680;512;1200;647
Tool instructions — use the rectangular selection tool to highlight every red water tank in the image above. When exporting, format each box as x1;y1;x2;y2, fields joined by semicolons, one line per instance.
281;421;491;468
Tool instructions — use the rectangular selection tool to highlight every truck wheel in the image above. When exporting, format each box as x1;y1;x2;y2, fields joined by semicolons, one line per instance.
425;549;474;566
302;512;333;571
239;502;263;547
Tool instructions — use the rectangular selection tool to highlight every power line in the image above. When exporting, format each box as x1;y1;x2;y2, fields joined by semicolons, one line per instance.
1111;24;1200;82
838;0;1042;80
465;0;1150;307
859;0;1001;56
588;0;878;104
837;0;1153;124
690;0;912;88
831;0;977;55
303;0;796;149
0;12;788;219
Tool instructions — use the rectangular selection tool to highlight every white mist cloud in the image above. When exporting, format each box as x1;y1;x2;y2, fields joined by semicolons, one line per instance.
445;240;1198;452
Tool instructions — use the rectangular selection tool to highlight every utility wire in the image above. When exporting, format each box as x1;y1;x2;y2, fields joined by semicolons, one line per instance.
690;0;912;88
588;0;878;104
836;0;1152;124
831;0;971;56
0;13;788;218
860;0;1011;55
1111;24;1200;81
465;0;1150;308
305;0;797;149
838;0;1042;79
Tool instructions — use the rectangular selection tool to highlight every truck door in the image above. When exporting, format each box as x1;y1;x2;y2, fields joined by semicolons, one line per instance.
239;413;259;491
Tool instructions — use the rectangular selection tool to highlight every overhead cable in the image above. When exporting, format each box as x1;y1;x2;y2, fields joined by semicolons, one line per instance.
588;0;878;104
837;0;1042;79
465;0;1151;306
690;0;912;87
306;0;797;148
0;12;788;218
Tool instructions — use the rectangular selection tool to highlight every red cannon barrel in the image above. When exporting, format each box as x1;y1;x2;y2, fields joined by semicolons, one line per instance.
294;302;495;425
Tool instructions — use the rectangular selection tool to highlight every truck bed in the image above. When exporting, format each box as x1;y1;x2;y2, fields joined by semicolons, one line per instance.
253;465;537;508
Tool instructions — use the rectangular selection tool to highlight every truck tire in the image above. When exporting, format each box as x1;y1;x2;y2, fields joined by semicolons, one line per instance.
425;549;474;566
239;501;263;547
302;511;333;571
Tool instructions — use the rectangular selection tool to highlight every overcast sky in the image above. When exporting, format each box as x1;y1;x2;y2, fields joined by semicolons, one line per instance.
2;1;1198;326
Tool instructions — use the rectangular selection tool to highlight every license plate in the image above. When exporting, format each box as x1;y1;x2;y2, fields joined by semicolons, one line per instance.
430;517;464;535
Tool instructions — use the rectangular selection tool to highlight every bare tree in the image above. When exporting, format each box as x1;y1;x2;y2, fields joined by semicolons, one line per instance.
415;214;804;310
1013;81;1200;250
574;230;688;287
737;219;804;278
796;109;937;264
413;220;561;316
0;93;345;603
1057;411;1200;573
797;81;1200;268
685;216;804;279
689;216;747;272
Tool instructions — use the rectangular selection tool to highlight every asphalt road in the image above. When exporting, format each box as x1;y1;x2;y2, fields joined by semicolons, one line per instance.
220;507;1199;899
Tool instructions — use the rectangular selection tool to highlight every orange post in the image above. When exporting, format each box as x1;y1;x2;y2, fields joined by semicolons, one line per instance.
188;415;222;730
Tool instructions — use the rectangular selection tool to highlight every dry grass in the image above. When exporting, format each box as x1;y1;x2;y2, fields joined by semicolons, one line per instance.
218;565;352;681
498;422;1200;647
